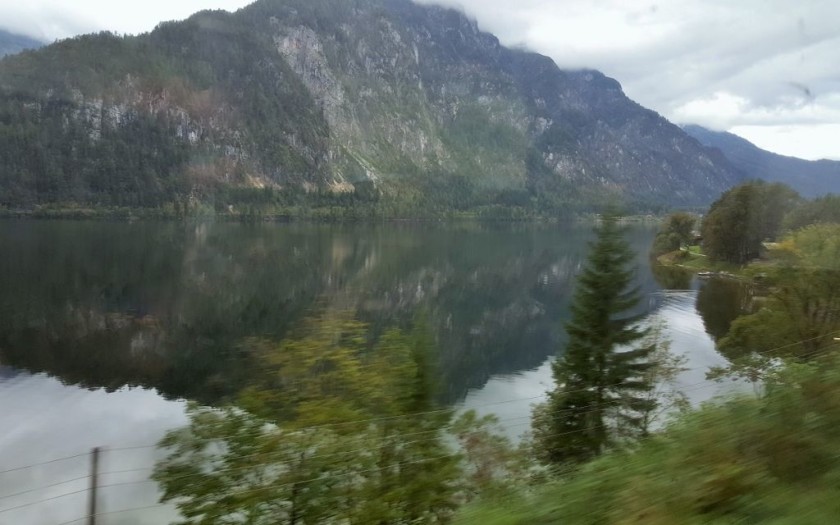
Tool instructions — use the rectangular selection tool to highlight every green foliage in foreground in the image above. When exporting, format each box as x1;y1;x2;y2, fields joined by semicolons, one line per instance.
154;314;525;524
458;353;840;524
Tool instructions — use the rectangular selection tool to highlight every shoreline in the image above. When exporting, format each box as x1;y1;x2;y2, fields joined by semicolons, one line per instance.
0;207;664;224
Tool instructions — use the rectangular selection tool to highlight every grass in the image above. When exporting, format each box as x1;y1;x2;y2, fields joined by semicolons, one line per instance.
657;246;741;274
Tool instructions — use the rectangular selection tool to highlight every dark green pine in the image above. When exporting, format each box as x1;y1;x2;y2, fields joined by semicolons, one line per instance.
541;213;654;465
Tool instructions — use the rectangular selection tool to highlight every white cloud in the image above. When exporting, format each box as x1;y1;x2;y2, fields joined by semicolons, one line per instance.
673;91;840;129
731;124;840;161
672;92;752;130
0;1;253;41
0;3;97;42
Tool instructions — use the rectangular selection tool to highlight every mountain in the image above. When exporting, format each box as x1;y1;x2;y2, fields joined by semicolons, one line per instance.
0;0;742;216
0;29;42;57
683;125;840;198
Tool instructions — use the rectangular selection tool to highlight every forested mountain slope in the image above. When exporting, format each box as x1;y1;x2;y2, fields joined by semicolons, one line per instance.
0;0;742;214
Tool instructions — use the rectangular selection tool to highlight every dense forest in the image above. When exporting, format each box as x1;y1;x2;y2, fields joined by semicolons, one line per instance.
0;23;332;213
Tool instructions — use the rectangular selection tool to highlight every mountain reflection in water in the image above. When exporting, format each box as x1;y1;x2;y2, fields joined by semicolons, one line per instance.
0;221;658;404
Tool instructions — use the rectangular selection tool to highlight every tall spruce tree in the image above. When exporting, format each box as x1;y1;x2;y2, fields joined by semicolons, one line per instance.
534;214;654;465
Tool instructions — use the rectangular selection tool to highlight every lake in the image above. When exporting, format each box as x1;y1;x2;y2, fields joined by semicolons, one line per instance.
0;220;742;524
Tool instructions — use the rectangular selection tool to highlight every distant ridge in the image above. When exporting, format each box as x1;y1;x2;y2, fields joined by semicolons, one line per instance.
683;124;840;198
0;29;43;57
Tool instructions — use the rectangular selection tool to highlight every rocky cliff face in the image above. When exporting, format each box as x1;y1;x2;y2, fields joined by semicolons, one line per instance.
0;0;742;212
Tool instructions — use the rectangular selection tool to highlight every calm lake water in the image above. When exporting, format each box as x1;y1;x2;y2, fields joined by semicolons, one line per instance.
0;220;743;524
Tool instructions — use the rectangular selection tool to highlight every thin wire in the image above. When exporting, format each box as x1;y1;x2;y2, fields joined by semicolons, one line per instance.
7;415;622;517
11;350;840;520
56;424;606;525
0;480;156;515
8;423;578;519
0;365;812;510
0;396;640;502
53;388;840;524
55;503;170;525
78;379;783;493
0;475;90;502
5;326;839;505
125;415;540;487
0;452;89;476
107;392;552;453
101;467;159;477
742;327;840;357
146;378;741;484
0;411;531;504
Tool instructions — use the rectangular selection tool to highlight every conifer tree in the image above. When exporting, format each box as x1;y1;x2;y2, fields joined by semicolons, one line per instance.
534;213;654;465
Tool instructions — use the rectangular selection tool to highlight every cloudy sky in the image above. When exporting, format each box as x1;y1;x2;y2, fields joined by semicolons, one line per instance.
1;0;837;160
